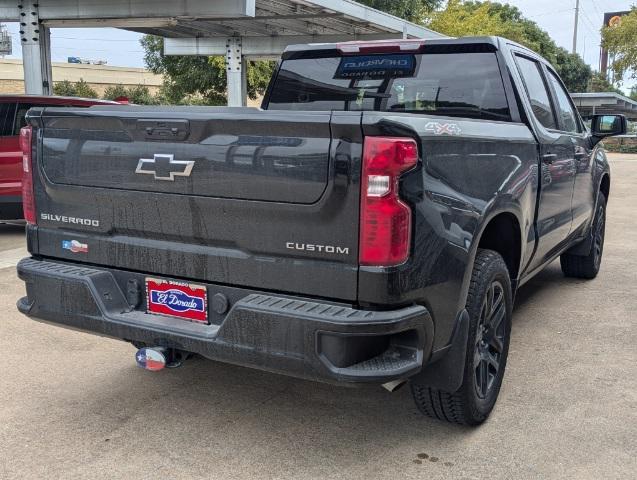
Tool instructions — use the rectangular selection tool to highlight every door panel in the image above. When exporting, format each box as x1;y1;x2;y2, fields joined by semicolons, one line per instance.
0;135;21;196
571;141;596;232
0;101;20;197
533;139;576;265
545;69;594;233
513;55;576;271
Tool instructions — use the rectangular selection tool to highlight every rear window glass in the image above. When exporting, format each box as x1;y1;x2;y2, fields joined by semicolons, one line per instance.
268;52;511;121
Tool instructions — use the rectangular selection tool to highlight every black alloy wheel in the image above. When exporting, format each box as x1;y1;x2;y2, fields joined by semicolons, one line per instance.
474;280;506;399
410;249;513;425
561;191;607;279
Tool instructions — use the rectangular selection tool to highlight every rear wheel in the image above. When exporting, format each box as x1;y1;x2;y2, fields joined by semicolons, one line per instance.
410;249;513;425
560;192;606;279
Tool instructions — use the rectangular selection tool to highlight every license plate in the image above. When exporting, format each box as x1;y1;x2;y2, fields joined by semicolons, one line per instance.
145;277;208;324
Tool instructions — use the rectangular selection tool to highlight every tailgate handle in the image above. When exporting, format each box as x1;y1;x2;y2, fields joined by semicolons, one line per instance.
138;119;190;141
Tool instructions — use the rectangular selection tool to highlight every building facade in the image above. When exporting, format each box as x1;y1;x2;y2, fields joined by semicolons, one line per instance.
0;58;162;96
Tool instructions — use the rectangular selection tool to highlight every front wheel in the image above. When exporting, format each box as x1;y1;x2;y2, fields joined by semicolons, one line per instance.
560;192;606;279
410;249;513;425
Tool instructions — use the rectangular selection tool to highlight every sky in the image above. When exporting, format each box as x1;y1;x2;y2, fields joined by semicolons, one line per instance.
1;0;635;92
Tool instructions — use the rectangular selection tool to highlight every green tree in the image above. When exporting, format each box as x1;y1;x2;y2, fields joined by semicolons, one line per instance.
427;0;513;38
102;84;129;101
358;0;441;22
602;8;637;82
554;48;592;93
53;78;98;98
53;80;77;97
141;35;274;105
103;84;158;104
630;85;637;100
476;2;558;62
427;1;592;92
126;85;158;105
74;79;98;98
587;72;623;94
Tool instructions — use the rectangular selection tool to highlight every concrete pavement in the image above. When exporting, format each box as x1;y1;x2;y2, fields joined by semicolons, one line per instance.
1;154;635;479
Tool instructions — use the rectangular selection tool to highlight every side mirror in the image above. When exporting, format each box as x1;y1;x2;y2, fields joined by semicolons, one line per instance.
591;114;627;139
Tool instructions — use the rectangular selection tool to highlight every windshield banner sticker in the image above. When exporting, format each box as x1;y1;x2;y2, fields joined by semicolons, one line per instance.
335;54;416;79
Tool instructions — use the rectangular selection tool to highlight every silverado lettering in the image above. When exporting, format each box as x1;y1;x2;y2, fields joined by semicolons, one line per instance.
40;213;99;227
16;37;625;426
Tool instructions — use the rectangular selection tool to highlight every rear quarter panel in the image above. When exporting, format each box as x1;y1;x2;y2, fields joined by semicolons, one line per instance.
360;113;538;349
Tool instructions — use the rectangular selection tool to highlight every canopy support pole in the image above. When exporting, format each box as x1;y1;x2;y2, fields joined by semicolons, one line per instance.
226;37;246;107
20;1;52;95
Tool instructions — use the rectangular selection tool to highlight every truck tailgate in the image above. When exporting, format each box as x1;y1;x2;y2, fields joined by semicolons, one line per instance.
30;107;363;301
41;107;330;203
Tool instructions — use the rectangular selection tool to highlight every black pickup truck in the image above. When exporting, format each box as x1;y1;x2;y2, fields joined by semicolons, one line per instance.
16;36;626;425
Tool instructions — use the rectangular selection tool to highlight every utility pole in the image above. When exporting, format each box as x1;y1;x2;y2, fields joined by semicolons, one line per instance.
0;23;13;58
572;0;580;54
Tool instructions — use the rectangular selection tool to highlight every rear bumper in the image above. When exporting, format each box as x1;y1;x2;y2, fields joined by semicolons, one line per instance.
17;257;434;385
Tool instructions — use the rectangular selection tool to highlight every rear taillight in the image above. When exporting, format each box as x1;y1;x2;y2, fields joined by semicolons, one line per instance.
359;137;418;267
19;125;36;224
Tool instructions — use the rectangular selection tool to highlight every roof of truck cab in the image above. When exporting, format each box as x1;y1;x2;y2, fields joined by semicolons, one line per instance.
283;36;501;53
281;36;550;64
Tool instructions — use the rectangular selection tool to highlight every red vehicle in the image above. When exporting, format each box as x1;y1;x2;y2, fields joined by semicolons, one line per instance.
0;95;119;219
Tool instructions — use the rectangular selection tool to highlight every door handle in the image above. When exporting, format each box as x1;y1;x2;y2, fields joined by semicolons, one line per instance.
542;153;557;165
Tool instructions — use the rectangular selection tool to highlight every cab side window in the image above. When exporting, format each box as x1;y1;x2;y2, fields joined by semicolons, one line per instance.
547;70;580;133
0;102;17;136
514;56;557;130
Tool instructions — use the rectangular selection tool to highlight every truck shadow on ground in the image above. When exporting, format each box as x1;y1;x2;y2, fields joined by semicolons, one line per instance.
0;223;25;234
50;264;580;466
0;223;27;254
61;356;466;468
513;261;567;312
0;221;25;228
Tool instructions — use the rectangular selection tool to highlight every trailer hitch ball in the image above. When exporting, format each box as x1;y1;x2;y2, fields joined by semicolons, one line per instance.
135;347;185;371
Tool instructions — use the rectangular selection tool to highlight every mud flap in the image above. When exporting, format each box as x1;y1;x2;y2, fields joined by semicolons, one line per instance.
410;310;469;392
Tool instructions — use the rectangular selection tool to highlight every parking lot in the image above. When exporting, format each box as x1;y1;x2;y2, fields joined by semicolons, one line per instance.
0;153;635;480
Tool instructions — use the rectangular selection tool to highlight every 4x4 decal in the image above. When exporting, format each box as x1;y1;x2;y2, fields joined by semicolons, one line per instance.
424;121;462;136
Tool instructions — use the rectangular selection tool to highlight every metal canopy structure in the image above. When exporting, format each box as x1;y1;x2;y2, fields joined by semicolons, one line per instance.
572;93;637;120
0;0;444;105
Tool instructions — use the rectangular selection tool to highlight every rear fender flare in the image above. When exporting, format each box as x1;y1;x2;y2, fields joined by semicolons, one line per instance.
457;204;525;311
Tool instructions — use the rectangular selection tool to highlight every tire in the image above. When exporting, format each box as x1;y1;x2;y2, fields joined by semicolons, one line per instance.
410;249;513;425
560;192;606;279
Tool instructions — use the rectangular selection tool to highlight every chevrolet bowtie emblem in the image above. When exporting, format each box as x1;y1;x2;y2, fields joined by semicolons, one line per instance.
135;154;194;181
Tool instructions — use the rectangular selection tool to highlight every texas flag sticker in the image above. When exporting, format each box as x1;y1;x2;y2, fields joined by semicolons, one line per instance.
62;239;88;253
